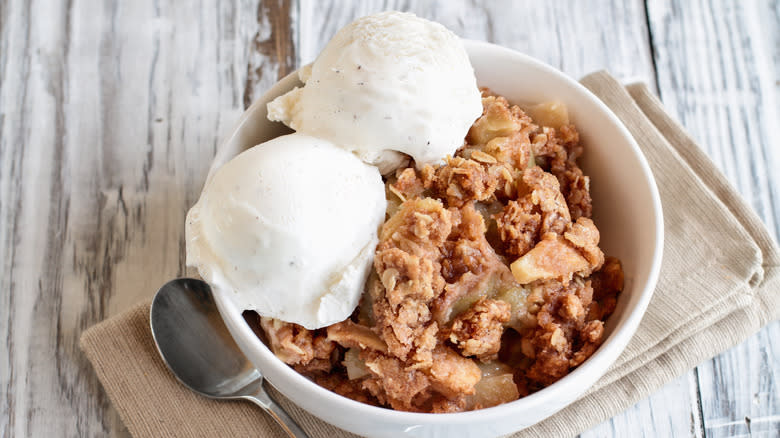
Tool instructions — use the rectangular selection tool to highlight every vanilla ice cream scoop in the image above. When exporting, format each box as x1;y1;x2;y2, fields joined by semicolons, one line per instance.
267;11;482;172
185;133;386;329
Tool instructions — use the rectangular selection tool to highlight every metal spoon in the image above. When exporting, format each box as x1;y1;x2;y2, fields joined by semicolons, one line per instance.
150;278;309;438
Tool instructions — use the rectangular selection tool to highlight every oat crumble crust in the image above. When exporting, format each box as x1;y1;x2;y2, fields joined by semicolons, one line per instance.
254;89;624;412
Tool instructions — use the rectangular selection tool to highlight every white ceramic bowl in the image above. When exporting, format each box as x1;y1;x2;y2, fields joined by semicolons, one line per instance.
209;40;664;438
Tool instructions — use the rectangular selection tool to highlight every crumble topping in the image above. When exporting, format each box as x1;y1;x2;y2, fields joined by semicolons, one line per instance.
250;90;623;412
449;298;511;361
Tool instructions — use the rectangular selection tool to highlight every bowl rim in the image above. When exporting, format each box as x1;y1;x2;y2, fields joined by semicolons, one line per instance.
210;39;665;427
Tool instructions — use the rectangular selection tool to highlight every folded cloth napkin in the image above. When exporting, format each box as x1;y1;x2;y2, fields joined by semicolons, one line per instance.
80;72;780;438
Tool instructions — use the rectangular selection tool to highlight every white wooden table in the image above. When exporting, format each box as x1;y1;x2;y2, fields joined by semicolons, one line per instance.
1;0;778;436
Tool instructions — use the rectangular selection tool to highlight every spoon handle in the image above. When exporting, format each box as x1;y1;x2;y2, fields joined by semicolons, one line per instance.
244;385;310;438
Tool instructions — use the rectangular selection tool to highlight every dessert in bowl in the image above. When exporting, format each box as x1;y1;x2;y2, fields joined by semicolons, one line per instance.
190;12;663;438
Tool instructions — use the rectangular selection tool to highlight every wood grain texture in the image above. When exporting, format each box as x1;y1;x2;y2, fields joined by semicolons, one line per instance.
0;0;274;436
296;0;658;85
244;0;298;109
646;0;780;436
1;0;777;437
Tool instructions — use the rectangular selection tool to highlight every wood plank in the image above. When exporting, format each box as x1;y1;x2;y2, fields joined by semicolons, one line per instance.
646;0;780;436
0;0;286;436
296;0;657;84
243;0;298;108
647;0;780;240
590;374;704;438
293;2;699;437
767;0;780;120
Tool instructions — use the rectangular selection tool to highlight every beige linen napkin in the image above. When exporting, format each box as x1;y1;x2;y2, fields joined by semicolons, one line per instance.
80;72;780;438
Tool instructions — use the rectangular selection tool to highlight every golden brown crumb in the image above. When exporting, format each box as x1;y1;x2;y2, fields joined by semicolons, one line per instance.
467;95;535;147
516;277;613;389
510;216;605;285
390;167;426;201
589;256;623;320
431;203;517;325
553;159;592;220
520;166;571;235
431;156;506;207
449;298;511;361
361;350;432;411
427;346;482;398
564;217;605;270
494;197;540;258
260;317;335;373
372;198;450;364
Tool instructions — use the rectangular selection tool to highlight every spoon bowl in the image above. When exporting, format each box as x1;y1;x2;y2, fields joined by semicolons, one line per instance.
150;278;308;437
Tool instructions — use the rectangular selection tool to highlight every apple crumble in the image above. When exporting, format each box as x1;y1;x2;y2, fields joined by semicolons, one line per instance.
248;89;623;412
